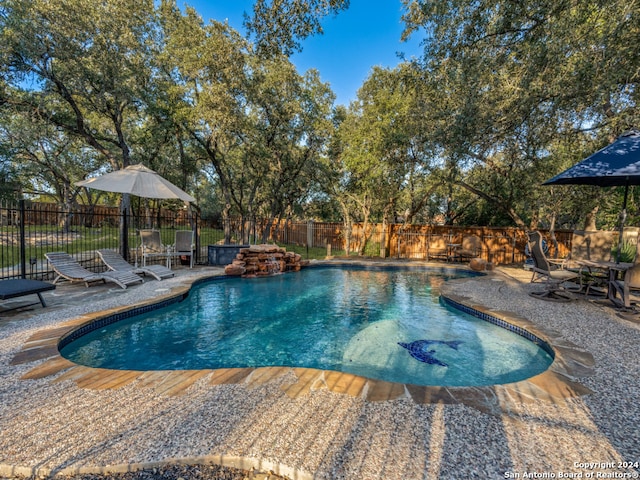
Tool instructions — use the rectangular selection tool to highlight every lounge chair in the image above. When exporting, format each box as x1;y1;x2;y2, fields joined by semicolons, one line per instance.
45;252;143;289
527;231;580;302
139;230;169;268
96;249;175;281
0;279;55;310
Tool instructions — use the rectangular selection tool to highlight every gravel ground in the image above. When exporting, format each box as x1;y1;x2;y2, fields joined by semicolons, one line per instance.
1;264;639;480
5;463;287;480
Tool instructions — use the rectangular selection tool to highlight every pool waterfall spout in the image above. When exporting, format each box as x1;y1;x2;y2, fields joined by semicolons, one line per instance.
267;256;281;274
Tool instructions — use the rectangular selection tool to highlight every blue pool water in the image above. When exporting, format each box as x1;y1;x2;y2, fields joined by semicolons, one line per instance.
60;266;554;386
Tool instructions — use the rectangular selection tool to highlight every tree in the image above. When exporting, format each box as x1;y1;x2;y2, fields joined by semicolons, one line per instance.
335;65;445;253
338;68;408;254
158;0;251;241
1;0;164;253
159;1;336;242
401;0;640;228
1;0;159;171
245;0;350;57
0;105;100;229
243;58;335;241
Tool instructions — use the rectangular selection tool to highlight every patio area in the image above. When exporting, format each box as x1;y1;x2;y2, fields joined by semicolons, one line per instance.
0;261;638;479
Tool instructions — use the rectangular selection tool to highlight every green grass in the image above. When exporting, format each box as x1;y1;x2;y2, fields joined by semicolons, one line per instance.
275;243;334;260
0;226;227;269
1;225;347;269
1;226;120;268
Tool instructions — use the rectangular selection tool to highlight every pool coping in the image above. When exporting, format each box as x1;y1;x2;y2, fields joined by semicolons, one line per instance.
7;262;597;479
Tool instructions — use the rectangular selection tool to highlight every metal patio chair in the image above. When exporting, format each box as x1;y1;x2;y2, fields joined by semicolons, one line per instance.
172;230;195;268
527;231;581;302
139;229;170;268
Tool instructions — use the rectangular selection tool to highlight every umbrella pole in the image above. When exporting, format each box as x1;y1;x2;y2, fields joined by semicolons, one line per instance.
121;194;131;262
616;183;629;263
123;208;129;262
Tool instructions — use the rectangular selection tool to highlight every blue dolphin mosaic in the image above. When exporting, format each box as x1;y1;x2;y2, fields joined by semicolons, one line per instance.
398;339;463;367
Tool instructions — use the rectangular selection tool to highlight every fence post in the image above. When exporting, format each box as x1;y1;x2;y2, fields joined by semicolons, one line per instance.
122;208;129;261
19;199;26;279
195;213;200;265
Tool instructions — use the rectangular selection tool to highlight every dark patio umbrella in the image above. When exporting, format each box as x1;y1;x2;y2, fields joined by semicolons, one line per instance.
543;130;640;262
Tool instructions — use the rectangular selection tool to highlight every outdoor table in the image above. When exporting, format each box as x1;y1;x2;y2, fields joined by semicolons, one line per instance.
576;260;634;308
0;279;55;310
165;245;179;269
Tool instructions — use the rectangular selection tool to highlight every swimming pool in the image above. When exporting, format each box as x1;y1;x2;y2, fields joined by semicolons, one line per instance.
59;266;554;387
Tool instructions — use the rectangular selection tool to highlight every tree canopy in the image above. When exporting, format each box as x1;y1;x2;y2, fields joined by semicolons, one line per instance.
1;0;639;240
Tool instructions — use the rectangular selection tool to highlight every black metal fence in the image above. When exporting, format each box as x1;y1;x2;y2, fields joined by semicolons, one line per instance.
0;200;225;281
1;202;346;282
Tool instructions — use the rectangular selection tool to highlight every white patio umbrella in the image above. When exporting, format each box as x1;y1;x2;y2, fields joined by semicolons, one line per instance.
75;164;195;202
76;164;195;262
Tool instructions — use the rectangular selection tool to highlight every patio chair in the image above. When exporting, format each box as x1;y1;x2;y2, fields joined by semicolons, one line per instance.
45;252;143;289
96;249;175;281
526;231;580;302
452;235;482;262
427;234;449;261
139;229;170;268
173;230;195;268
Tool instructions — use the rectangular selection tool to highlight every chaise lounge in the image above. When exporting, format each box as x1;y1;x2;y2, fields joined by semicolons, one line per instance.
452;234;483;262
45;252;144;289
96;249;175;281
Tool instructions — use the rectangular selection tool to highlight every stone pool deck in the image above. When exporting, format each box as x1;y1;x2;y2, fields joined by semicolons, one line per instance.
0;261;638;479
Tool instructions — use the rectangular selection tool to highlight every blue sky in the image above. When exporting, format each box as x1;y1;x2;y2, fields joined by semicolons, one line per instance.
184;0;424;106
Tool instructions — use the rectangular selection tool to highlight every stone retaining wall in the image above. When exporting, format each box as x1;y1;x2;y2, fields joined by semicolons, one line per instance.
224;244;305;277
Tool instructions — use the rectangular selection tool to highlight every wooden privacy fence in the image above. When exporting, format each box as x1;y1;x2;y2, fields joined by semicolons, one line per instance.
391;226;573;264
271;222;574;265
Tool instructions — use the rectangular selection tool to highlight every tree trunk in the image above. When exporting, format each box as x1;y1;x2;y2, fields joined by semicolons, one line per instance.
222;202;232;244
380;216;388;258
262;214;277;243
380;201;394;258
359;206;372;256
457;180;527;227
548;212;559;258
58;184;76;233
339;200;352;256
584;206;598;231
